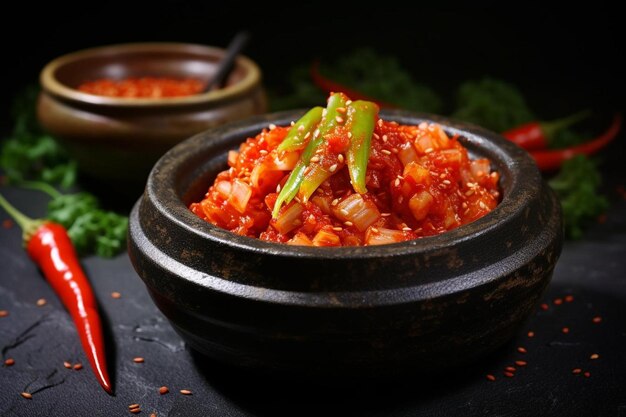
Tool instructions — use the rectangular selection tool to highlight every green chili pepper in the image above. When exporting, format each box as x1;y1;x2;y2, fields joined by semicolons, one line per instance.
346;100;379;194
298;164;333;203
277;106;324;152
272;93;348;218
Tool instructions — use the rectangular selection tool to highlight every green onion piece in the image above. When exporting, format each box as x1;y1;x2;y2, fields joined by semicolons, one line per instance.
346;100;379;194
272;93;348;218
277;107;324;152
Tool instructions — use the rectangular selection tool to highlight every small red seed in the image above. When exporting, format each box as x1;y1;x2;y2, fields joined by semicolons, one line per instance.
36;298;47;307
111;292;122;299
564;295;574;302
590;354;599;360
505;366;516;372
0;310;8;317
63;361;72;369
562;327;570;334
540;303;549;311
504;371;515;377
572;368;582;374
159;386;169;395
4;358;15;366
486;374;496;381
517;347;527;354
592;316;602;324
554;298;563;305
515;360;527;367
21;392;32;399
180;389;192;395
73;363;83;370
584;371;591;378
133;357;144;363
3;219;14;229
527;331;535;338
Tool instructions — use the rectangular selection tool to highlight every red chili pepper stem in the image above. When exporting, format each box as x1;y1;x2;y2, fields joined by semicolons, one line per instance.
0;192;113;394
540;109;592;140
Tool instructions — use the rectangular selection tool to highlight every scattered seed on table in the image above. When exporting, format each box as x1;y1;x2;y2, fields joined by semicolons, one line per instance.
553;298;563;306
20;392;32;399
505;366;516;372
517;347;527;354
0;310;8;317
527;331;535;338
36;298;47;307
159;386;169;395
73;363;83;370
504;371;515;378
4;358;15;366
133;357;145;363
515;360;527;367
486;374;496;381
590;353;599;360
111;292;121;299
562;327;570;334
63;361;72;369
180;389;193;395
584;371;591;378
150;413;157;417
540;303;549;311
572;368;582;374
592;316;602;324
3;219;13;229
565;295;574;303
130;408;141;414
128;404;140;410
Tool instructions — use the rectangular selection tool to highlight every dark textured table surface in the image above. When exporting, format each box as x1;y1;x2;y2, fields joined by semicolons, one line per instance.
1;152;626;416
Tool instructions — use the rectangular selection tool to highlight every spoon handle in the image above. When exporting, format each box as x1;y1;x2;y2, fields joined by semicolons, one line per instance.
204;31;250;92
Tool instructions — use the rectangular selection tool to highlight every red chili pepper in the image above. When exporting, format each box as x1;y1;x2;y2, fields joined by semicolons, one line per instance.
529;113;622;171
0;193;112;394
501;110;591;151
309;60;399;109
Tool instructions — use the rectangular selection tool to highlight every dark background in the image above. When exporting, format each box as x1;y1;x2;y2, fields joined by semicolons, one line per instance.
2;7;624;130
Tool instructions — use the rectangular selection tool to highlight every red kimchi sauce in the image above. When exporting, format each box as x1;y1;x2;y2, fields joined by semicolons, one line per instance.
190;120;501;246
77;77;204;98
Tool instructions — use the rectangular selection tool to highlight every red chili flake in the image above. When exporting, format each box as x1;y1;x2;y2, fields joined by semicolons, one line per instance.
20;392;32;399
486;374;496;381
159;386;169;395
505;366;516;372
133;357;145;363
590;353;599;360
584;371;591;378
592;316;602;324
572;368;582;374
0;310;9;317
564;295;574;303
515;360;527;367
553;298;563;306
562;327;570;334
527;331;535;338
504;371;515;378
2;219;13;229
4;358;15;366
73;363;83;370
517;347;527;354
540;303;549;311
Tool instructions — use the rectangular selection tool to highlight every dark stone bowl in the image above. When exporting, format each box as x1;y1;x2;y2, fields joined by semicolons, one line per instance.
127;110;563;377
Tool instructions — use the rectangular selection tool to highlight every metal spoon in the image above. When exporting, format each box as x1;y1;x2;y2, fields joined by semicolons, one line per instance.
202;31;250;92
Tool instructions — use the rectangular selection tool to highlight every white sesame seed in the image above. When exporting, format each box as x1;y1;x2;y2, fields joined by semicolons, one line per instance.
333;226;343;232
465;190;475;196
439;173;446;179
378;119;383;127
298;125;305;132
276;184;281;192
259;149;268;155
340;209;349;216
479;201;487;210
381;213;391;217
442;180;451;185
313;129;320;137
269;124;276;130
394;178;400;187
348;132;353;138
346;100;352;105
344;221;354;227
322;109;327;117
310;156;320;163
402;227;412;231
391;148;398;154
338;154;344;163
290;121;295;126
425;148;434;153
462;202;468;209
381;149;392;155
335;116;344;124
304;131;311;139
331;198;339;206
337;107;347;114
329;164;338;173
370;227;379;233
382;135;388;142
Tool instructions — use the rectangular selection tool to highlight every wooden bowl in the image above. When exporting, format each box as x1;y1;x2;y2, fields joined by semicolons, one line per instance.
36;42;267;190
127;110;563;376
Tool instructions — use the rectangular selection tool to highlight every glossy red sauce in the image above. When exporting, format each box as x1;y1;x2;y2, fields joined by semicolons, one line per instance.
77;77;204;98
190;119;501;246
